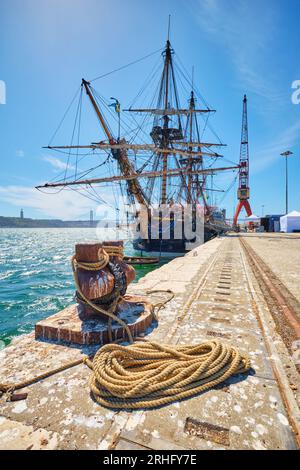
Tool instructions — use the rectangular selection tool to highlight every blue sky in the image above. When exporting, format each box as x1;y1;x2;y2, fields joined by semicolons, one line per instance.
0;0;299;220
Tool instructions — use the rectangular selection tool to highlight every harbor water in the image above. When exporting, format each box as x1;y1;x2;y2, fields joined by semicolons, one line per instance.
0;228;163;346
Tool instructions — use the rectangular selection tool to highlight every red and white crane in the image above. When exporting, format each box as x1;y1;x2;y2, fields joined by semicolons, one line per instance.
233;94;252;226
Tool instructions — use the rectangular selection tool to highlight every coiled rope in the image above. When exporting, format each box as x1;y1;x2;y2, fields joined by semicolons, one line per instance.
85;339;250;409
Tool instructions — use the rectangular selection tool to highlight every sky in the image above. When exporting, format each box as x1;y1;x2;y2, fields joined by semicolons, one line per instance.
0;0;300;220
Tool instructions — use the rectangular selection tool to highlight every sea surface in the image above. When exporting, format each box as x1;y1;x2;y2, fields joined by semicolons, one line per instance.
0;228;162;346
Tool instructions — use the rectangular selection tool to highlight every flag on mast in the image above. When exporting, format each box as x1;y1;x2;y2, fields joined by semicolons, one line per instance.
109;97;120;113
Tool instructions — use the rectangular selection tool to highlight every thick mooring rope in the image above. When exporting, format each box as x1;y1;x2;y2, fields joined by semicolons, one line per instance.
71;250;134;343
85;339;251;409
71;247;171;343
0;358;85;396
73;249;109;271
103;245;124;259
73;245;124;272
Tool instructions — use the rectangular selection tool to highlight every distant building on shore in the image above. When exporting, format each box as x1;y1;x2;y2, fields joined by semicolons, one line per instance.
20;209;24;219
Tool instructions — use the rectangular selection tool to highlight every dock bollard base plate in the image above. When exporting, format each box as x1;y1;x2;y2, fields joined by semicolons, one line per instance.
34;295;154;345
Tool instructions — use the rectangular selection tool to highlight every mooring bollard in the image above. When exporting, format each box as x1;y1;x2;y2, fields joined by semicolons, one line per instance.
35;239;155;345
73;240;135;320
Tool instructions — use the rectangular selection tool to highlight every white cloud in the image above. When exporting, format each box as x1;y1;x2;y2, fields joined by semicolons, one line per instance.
43;156;74;171
16;149;25;158
0;185;96;219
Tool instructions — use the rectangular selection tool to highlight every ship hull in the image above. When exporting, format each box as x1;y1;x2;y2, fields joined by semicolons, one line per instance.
133;223;227;257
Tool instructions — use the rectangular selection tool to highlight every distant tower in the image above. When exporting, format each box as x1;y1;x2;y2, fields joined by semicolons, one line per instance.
90;209;93;227
233;95;252;226
20;208;24;219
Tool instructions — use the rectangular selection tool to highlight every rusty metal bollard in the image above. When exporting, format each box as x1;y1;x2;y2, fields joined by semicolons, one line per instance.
74;240;135;320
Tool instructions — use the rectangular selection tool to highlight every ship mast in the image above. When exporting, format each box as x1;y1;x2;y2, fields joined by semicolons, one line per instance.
179;88;205;206
82;79;113;144
187;90;195;202
161;40;171;204
79;79;149;206
189;89;207;211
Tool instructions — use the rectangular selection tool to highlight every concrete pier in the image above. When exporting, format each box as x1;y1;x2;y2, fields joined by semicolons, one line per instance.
1;233;300;450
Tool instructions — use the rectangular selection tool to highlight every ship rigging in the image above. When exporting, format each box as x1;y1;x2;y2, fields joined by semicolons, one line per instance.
36;34;239;254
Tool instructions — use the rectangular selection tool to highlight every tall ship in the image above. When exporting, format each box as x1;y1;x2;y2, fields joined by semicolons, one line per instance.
37;33;238;256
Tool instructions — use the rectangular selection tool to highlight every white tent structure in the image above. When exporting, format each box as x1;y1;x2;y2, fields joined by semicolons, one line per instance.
280;210;300;233
245;214;260;223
